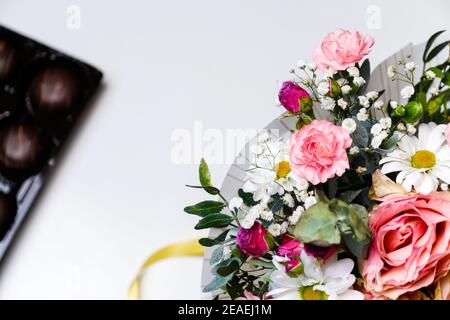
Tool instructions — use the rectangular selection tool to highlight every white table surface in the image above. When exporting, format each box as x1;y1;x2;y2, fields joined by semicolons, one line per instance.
0;0;448;299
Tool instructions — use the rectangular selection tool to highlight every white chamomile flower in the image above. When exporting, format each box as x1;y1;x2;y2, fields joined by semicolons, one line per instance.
317;81;330;95
379;117;392;130
373;100;384;109
425;70;436;80
380;123;450;194
441;183;449;191
341;85;352;95
404;61;416;71
297;59;306;69
357;108;368;121
387;65;395;79
346;66;360;77
320;96;336;111
370;123;383;135
390;101;398;109
288;206;304;225
342;118;357;134
304;196;317;209
283;193;295;208
400;85;415;99
228;197;243;211
353;76;366;87
366;91;379;100
337;98;348;110
358;96;370;108
429;87;439;96
349;146;359;155
268;252;364;300
268;223;282;237
406;123;417;135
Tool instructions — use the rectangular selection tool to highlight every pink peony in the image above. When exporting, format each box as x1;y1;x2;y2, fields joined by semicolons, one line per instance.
445;124;450;147
313;29;374;71
277;234;302;258
289;120;352;185
278;81;310;113
236;222;269;258
363;192;450;300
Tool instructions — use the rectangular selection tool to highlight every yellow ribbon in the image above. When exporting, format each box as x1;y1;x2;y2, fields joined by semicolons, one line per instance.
128;239;205;300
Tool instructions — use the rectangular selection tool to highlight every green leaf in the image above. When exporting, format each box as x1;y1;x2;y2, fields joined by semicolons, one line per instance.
199;158;212;187
428;67;444;78
184;200;225;217
351;121;369;148
268;194;283;213
247;259;274;269
379;133;400;151
423;30;446;62
426;41;450;63
202;272;236;292
293;201;340;246
238;188;259;206
212;257;241;276
199;230;230;247
195;213;233;230
349;204;369;225
359;59;371;90
338;189;362;204
209;246;224;265
186;185;220;195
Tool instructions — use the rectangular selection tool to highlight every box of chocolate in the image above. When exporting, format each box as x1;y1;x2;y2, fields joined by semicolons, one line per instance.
0;25;102;262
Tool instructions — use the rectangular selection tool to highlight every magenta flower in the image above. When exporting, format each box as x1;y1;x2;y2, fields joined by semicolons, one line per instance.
278;81;310;113
277;234;302;258
236;222;269;258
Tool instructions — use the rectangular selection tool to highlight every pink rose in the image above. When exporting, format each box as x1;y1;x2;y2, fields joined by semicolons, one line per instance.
236;222;269;258
289;120;352;185
363;192;450;300
278;81;310;113
304;243;336;261
277;234;302;258
445;124;450;147
313;29;374;71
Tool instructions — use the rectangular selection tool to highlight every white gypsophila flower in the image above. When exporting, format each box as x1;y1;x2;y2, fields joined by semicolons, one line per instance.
429;87;439;96
357;108;368;121
320;96;336;111
387;65;395;79
241;215;256;229
302;78;311;86
404;61;416;71
406;124;417;135
441;183;449;191
308;62;317;71
353;76;366;87
380;123;450;195
297;59;306;69
280;222;289;234
397;122;406;131
268;252;364;300
366;91;379;101
323;69;336;79
371;134;385;149
390;101;398;109
260;208;274;221
401;85;415;99
304;196;317;209
283;193;295;208
371;123;383;136
347;66;360;77
289;206;305;225
425;70;436;80
342;118;357;134
337;98;348;110
341;85;352;95
228;197;243;211
337;78;347;86
268;223;282;237
379;117;392;130
317;81;330;95
349;146;359;155
294;190;308;203
373;100;384;110
358;96;370;108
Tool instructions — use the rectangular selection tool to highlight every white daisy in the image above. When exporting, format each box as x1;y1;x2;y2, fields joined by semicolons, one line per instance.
380;123;450;194
268;252;364;300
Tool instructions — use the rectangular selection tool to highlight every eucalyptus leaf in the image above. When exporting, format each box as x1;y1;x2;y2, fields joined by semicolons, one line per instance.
338;189;362;204
210;246;224;265
351;121;369;148
359;59;370;92
195;213;233;230
184;200;225;217
202;272;236;292
212;257;241;276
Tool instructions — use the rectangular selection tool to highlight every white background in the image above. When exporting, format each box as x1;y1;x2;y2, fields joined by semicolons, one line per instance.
0;0;449;299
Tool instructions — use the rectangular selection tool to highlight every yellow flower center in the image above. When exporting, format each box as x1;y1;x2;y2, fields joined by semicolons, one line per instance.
299;286;329;300
275;161;291;179
411;150;436;169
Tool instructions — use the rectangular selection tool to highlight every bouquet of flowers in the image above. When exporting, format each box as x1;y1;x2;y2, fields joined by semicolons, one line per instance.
185;29;450;300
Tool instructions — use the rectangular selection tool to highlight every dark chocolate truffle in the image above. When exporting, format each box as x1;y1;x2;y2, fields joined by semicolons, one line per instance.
0;193;16;241
28;66;80;115
0;39;16;81
0;124;45;179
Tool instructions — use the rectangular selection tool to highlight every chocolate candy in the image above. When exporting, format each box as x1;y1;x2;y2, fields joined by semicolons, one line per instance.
0;39;16;81
0;193;16;241
28;66;81;115
0;123;45;179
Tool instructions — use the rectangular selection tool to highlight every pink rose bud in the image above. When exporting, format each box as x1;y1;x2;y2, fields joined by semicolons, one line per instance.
236;222;269;258
278;81;311;113
285;258;301;272
313;29;374;71
445;124;450;147
276;234;302;258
